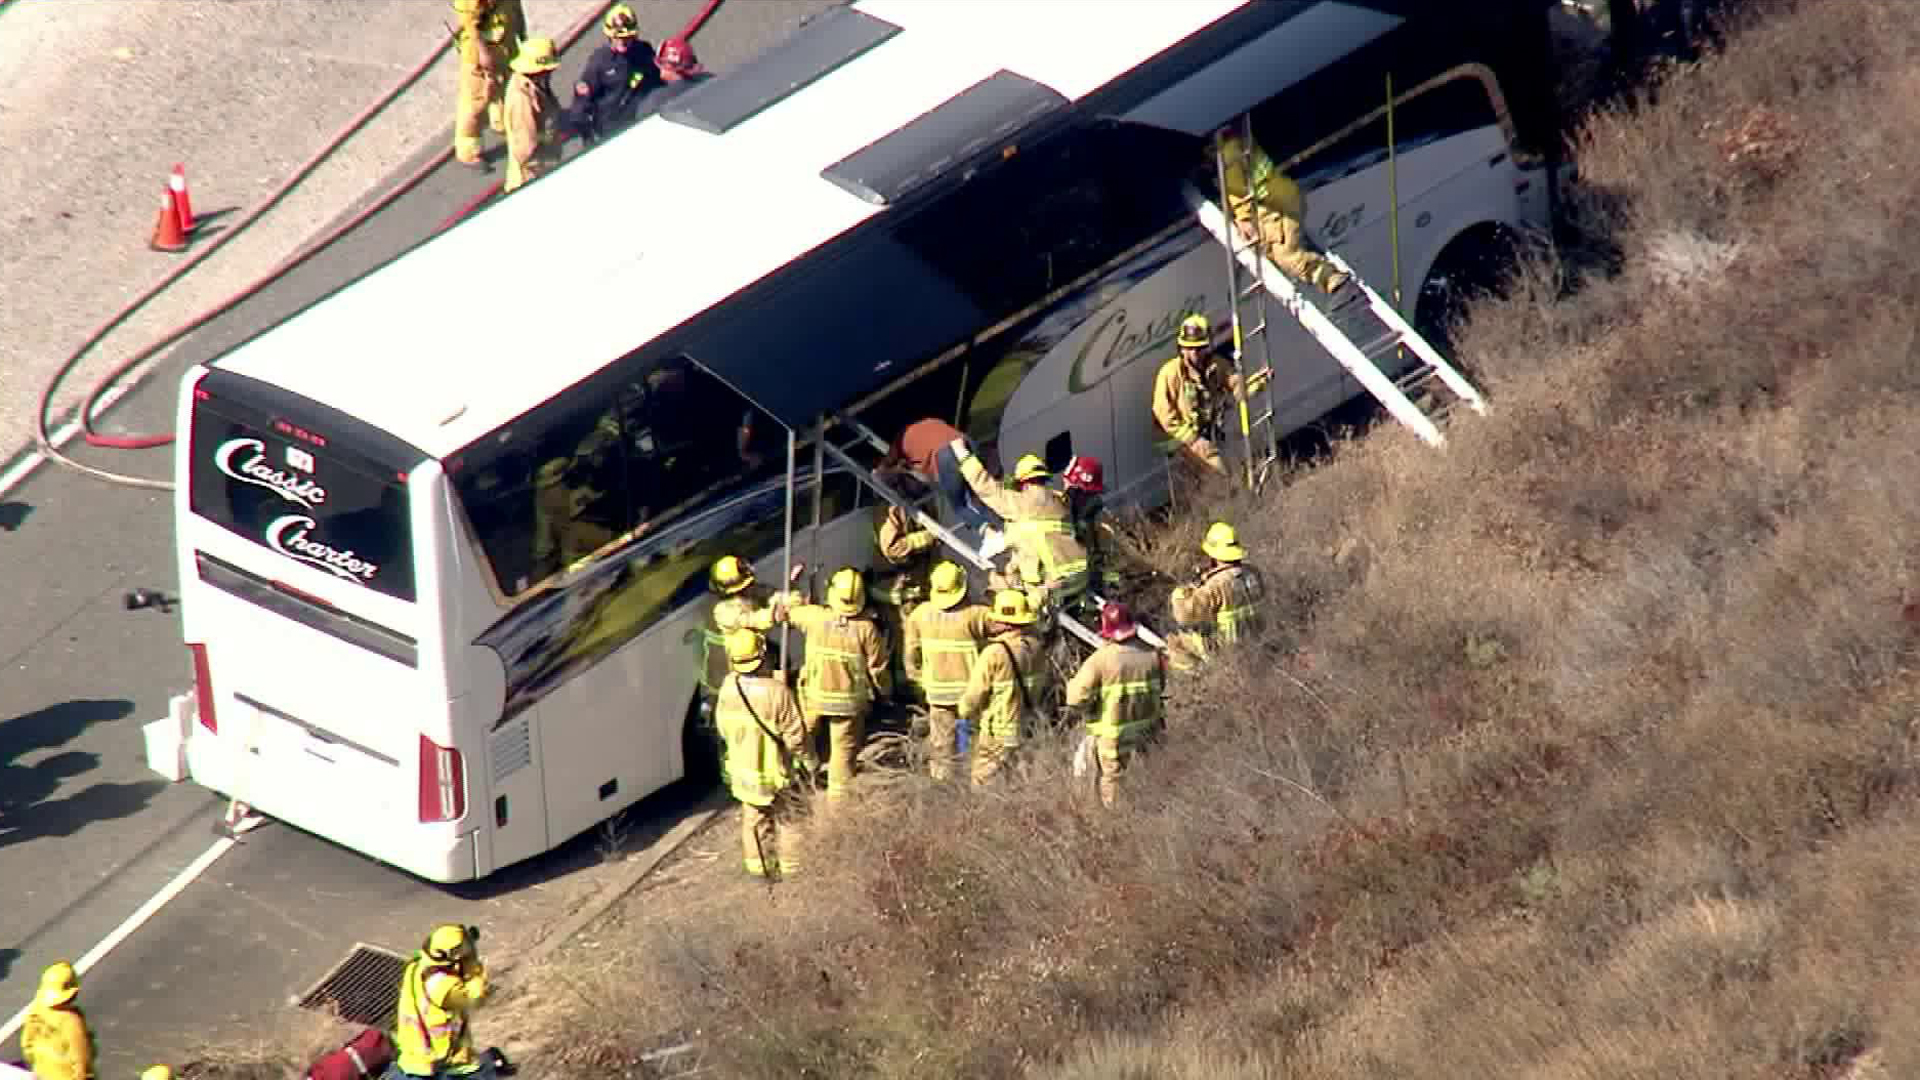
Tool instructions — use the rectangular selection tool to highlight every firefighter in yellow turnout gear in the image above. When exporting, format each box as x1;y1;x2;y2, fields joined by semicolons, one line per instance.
20;962;94;1080
700;556;779;706
715;628;814;878
1152;314;1270;478
393;925;494;1078
1169;521;1267;672
952;446;1089;609
904;561;995;780
504;37;564;193
775;567;890;803
870;503;937;701
1066;602;1168;808
959;589;1051;785
452;0;525;166
1219;127;1349;293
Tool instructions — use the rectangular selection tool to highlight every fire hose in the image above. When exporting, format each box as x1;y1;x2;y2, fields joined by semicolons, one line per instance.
33;0;726;493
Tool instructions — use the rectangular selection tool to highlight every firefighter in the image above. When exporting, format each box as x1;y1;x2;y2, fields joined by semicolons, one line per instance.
904;561;995;780
1060;454;1122;591
503;37;564;194
699;556;780;713
1218;127;1350;294
878;418;1003;542
393;925;494;1078
870;502;937;700
715;628;814;879
775;567;891;803
451;0;525;168
958;588;1051;786
1168;521;1267;672
1065;602;1168;808
20;962;93;1080
531;412;625;575
569;3;656;145
951;445;1090;609
1151;314;1269;479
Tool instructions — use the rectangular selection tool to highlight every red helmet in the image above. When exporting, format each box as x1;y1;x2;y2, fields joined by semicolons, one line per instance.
1062;455;1105;494
658;36;700;73
1097;601;1136;641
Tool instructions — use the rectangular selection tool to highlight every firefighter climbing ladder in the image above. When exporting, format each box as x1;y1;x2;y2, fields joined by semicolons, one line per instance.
1196;117;1486;457
820;414;1168;654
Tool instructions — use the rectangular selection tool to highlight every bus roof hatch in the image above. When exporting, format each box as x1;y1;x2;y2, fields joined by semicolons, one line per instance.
820;69;1068;206
661;5;904;136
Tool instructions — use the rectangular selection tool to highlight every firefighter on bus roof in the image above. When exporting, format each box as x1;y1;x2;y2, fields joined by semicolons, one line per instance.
20;961;94;1080
905;561;995;781
1152;314;1269;480
503;37;564;194
773;567;890;804
452;0;525;168
1168;521;1267;673
716;628;814;879
394;925;496;1078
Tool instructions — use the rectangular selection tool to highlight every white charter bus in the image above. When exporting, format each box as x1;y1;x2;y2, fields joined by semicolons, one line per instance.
169;0;1563;882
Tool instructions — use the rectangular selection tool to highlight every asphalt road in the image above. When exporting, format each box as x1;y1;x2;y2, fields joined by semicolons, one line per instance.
0;2;833;1072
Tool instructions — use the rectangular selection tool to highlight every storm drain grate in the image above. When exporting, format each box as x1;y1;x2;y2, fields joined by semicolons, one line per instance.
296;943;409;1027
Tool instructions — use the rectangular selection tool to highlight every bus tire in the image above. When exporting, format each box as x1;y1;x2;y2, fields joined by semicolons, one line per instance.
680;695;722;787
1413;224;1521;359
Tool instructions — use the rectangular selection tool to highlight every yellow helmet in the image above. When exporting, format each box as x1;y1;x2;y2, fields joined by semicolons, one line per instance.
990;588;1037;626
143;1067;176;1080
827;567;866;615
603;2;639;38
928;561;967;610
1177;313;1211;349
35;961;79;1008
1202;521;1245;562
709;555;755;595
425;924;473;961
726;627;767;672
511;36;562;75
1012;454;1049;483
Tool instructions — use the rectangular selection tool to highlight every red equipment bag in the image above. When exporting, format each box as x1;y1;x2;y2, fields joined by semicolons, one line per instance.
306;1027;394;1080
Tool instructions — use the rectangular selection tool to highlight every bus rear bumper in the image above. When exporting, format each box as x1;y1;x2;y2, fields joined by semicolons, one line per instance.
172;705;478;883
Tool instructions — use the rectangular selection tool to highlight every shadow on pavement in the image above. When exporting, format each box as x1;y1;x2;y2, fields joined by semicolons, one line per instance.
0;778;167;851
0;749;98;822
0;947;17;983
0;502;31;531
0;698;133;765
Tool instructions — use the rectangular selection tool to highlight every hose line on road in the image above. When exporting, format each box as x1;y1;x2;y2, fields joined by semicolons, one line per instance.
35;0;721;492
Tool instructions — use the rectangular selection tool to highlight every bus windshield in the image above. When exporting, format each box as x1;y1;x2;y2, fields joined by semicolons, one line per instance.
189;380;417;602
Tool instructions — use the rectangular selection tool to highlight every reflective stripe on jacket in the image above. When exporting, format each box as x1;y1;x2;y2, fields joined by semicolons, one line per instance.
1172;564;1266;643
701;591;777;695
957;456;1089;592
715;672;809;805
786;604;891;716
20;1004;94;1080
1066;640;1166;743
1152;356;1223;448
905;603;995;707
395;956;487;1075
958;631;1050;743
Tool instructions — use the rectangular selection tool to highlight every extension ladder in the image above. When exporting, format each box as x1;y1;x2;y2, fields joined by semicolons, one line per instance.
1195;124;1487;453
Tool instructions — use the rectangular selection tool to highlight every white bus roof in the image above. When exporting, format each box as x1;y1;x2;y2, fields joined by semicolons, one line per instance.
210;0;1258;459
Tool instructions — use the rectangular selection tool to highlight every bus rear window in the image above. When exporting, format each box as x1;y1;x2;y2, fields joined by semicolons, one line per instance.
189;394;417;602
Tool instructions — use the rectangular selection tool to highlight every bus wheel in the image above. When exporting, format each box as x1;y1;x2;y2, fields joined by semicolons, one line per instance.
1414;225;1520;358
680;695;722;788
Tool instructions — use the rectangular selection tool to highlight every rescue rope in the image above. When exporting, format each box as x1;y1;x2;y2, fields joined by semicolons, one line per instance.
33;0;726;492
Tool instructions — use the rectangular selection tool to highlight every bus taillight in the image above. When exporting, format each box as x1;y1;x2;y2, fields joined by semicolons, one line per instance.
418;734;467;823
188;643;217;733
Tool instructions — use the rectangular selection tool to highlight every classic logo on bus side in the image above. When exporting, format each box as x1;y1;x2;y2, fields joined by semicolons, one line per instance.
1065;295;1209;395
266;515;380;582
215;438;328;508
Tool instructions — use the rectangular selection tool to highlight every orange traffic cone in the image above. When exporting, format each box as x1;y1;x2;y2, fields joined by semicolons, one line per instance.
169;163;196;234
149;186;188;253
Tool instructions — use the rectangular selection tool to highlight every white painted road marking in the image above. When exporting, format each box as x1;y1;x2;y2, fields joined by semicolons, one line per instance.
0;835;237;1043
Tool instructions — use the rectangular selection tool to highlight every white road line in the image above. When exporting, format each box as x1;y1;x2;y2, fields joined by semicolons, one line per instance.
0;378;142;500
0;834;237;1044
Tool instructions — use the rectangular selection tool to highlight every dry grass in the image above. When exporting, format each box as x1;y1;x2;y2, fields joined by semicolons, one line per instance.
227;3;1920;1076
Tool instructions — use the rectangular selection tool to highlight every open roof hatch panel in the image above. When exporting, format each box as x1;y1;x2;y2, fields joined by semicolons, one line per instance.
820;69;1069;207
660;6;904;135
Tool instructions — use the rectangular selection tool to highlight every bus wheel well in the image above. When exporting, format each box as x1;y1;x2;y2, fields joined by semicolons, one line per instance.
1413;222;1522;356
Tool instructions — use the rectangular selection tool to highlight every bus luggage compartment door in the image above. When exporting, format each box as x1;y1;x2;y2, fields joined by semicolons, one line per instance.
480;707;549;874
